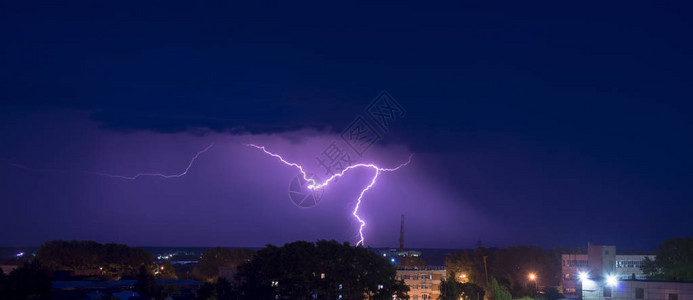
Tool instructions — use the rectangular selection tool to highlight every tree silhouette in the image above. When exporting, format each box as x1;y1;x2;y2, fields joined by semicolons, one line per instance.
0;261;51;300
134;265;159;298
194;247;254;281
195;277;237;300
642;237;693;281
35;240;152;279
439;278;461;300
488;277;511;300
236;240;409;300
158;260;178;280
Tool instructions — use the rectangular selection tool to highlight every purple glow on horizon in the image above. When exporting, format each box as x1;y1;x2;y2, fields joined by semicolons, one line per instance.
246;143;412;246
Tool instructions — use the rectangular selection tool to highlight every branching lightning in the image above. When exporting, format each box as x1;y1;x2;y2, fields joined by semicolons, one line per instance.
6;141;407;246
2;144;214;180
246;143;412;246
86;144;214;179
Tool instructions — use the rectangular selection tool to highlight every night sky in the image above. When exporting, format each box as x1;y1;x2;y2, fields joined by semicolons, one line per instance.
1;1;692;250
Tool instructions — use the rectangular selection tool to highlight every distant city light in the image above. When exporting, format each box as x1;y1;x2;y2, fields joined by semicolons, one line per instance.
16;252;24;257
390;258;395;263
529;273;536;280
578;272;589;282
606;275;618;287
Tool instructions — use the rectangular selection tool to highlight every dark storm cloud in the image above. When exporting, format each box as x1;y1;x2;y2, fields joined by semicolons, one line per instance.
87;98;355;135
3;0;691;142
3;0;691;156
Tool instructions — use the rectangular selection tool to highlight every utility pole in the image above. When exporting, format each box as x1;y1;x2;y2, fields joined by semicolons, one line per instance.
484;256;489;285
399;214;405;251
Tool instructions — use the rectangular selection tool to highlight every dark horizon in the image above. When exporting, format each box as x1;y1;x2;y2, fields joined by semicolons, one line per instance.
0;241;662;254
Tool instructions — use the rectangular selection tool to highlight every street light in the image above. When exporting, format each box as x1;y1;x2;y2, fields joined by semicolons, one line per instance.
578;272;589;282
606;275;618;287
528;273;538;296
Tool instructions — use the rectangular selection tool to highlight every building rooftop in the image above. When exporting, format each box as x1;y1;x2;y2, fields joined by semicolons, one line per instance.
397;266;445;271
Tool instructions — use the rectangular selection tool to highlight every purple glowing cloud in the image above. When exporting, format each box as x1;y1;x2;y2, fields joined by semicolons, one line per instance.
247;143;412;246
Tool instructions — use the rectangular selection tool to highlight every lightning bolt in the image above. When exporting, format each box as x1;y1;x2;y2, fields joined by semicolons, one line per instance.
2;144;214;180
86;144;214;179
246;143;412;247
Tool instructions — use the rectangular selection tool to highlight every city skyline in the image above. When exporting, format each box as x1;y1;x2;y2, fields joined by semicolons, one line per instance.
1;1;692;250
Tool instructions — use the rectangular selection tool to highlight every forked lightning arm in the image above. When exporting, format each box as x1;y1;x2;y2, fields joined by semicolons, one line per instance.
246;143;412;246
3;144;214;180
86;144;214;179
5;141;409;246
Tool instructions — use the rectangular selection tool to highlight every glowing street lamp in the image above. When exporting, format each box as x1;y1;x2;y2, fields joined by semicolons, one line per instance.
528;273;538;296
606;275;618;287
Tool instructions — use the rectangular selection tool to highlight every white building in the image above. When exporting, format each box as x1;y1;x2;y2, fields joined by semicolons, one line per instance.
582;279;693;300
396;266;446;300
561;244;654;298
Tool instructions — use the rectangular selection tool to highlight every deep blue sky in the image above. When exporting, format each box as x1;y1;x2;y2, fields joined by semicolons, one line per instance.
1;1;691;250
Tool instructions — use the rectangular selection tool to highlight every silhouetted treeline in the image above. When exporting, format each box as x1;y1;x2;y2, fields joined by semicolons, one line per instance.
233;240;409;300
194;247;255;282
642;237;693;281
36;240;152;279
0;261;51;300
445;246;563;299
